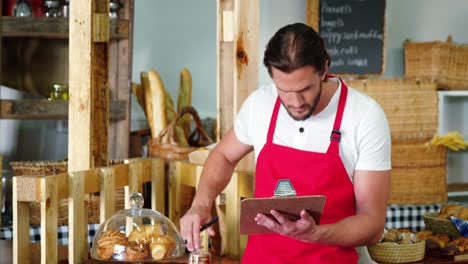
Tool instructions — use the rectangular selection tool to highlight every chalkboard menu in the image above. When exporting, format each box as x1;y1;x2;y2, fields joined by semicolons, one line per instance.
319;0;386;75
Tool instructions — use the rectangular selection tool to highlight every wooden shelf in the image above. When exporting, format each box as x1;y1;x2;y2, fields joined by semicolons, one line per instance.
1;17;129;39
0;99;126;120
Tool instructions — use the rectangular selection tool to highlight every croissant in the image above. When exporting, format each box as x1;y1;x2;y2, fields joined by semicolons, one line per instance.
125;242;150;261
97;230;127;260
128;223;163;245
149;235;176;260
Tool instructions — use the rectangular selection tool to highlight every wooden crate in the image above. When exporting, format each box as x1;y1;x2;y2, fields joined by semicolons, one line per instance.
12;158;166;264
347;78;438;141
404;38;468;90
10;160;125;226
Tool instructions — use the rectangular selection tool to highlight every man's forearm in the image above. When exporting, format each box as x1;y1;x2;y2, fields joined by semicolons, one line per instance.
308;213;385;247
192;148;237;209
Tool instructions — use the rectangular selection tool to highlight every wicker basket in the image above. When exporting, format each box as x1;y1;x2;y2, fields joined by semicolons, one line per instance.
423;212;461;240
368;241;425;263
148;106;214;161
404;37;468;90
10;160;125;226
389;142;447;205
346;78;438;141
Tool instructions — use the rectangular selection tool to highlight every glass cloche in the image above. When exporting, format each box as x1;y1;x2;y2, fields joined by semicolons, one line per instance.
91;192;186;262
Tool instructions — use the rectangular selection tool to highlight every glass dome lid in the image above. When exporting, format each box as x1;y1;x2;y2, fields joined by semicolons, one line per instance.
91;192;185;262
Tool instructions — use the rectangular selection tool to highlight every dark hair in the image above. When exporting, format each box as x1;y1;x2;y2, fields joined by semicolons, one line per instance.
263;23;330;77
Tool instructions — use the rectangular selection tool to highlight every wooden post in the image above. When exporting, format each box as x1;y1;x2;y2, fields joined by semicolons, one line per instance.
168;161;183;228
12;177;30;264
68;171;88;264
40;176;58;264
305;0;320;32
217;0;258;172
151;158;165;214
125;161;142;207
109;0;133;160
100;167;116;222
69;0;110;171
225;171;254;259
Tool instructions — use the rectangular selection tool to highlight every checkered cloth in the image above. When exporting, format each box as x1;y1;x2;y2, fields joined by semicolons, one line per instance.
385;204;441;231
0;224;100;247
0;204;442;244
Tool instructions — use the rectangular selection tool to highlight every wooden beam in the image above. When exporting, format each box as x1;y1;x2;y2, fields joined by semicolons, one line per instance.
305;0;320;32
100;167;116;222
0;99;126;120
69;0;110;171
109;0;133;160
1;17;129;39
217;0;258;172
68;171;88;263
13;177;30;264
40;176;58;264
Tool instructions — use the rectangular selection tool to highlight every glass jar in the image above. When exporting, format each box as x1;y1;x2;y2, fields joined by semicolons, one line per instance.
188;248;211;264
49;84;69;100
14;0;32;17
90;192;186;262
44;0;62;17
61;0;69;18
109;0;120;19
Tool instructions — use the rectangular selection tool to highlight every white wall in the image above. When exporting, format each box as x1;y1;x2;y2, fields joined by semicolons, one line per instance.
132;0;468;125
132;0;217;126
384;0;468;78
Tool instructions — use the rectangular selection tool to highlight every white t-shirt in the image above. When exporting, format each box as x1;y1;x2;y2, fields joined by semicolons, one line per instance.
234;77;391;182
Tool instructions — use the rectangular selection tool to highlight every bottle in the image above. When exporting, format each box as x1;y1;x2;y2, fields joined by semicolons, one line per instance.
49;84;69;100
188;248;211;264
44;0;62;17
13;0;32;17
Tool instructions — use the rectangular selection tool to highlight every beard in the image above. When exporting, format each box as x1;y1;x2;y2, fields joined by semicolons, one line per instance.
281;81;323;121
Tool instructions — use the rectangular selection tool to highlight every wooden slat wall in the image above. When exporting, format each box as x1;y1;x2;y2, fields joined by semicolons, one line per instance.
217;0;258;173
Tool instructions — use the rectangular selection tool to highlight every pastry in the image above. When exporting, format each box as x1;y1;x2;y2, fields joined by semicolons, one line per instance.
96;230;127;260
382;229;399;242
128;223;163;245
149;235;176;260
439;204;463;219
125;242;150;261
455;206;468;220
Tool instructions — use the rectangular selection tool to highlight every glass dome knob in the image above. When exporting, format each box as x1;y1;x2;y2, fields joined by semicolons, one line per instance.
129;192;144;209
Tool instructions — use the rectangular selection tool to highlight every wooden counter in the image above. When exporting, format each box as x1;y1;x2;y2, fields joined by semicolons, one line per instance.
2;240;467;264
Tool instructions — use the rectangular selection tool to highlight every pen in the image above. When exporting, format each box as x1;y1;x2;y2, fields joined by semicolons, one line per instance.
199;216;219;232
183;216;219;244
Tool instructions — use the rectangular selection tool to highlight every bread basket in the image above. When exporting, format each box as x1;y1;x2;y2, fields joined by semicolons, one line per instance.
423;212;461;240
368;241;425;263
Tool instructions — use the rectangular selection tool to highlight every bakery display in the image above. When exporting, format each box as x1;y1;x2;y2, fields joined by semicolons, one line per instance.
90;193;185;262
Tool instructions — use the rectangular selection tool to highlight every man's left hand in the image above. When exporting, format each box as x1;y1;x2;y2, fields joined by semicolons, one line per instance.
255;209;318;242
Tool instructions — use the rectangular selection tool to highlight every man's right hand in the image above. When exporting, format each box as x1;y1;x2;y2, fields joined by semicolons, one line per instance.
180;204;215;252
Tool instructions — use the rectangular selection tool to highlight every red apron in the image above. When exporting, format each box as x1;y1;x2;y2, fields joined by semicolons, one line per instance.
241;78;358;264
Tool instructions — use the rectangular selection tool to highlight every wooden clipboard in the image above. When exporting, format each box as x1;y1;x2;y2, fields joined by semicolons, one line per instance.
240;195;326;235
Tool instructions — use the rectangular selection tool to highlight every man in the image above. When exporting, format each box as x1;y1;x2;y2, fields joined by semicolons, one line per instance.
181;22;391;263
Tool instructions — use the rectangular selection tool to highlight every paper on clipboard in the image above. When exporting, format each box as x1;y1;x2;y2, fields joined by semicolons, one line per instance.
240;195;326;235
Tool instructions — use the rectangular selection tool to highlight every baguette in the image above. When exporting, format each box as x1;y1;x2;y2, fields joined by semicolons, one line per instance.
177;68;192;138
144;70;168;139
131;82;146;114
141;72;155;137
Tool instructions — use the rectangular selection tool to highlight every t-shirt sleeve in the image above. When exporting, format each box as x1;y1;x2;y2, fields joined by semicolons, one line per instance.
355;102;392;171
234;92;255;146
